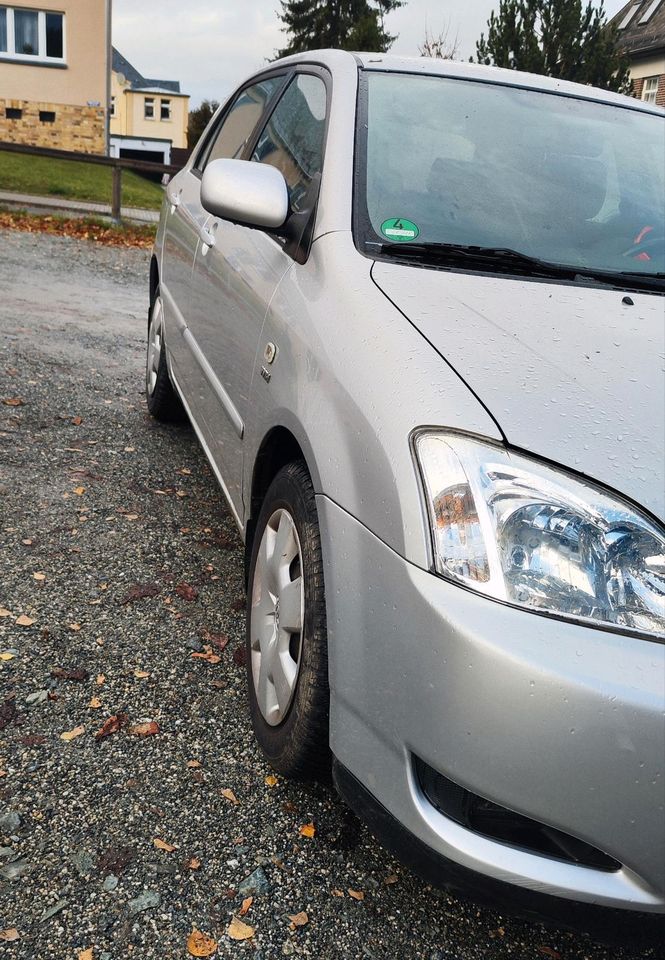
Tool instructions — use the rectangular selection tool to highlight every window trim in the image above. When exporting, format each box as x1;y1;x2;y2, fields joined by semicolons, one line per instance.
160;98;171;121
144;96;155;120
641;75;659;103
0;6;66;64
192;68;291;176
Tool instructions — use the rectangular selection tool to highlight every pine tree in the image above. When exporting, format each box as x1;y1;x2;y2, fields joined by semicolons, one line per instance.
277;0;404;57
474;0;630;92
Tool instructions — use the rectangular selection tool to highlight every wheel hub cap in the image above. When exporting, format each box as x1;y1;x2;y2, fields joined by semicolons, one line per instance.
146;297;163;396
250;509;304;726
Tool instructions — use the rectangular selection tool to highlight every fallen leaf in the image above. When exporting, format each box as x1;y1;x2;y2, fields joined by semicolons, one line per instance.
239;896;253;916
61;725;85;742
187;929;218;956
221;788;239;805
69;622;82;632
2;396;25;407
384;874;399;885
97;844;134;875
78;949;93;960
0;928;20;941
134;669;150;679
124;513;139;521
187;760;201;768
289;911;308;928
33;572;46;581
265;774;278;787
537;949;561;960
95;713;128;739
191;646;221;665
73;486;85;496
200;629;229;651
0;698;17;731
22;539;33;545
71;415;83;425
89;696;102;709
128;721;159;737
186;856;201;870
348;888;365;901
179;467;192;475
96;674;105;685
16;614;35;627
176;583;199;601
121;583;159;604
0;652;14;661
227;918;254;941
299;823;316;839
0;770;7;777
51;666;89;682
153;838;176;852
331;888;345;897
0;607;12;617
232;645;246;667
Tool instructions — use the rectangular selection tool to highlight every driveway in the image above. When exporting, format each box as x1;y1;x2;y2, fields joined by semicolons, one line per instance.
0;228;659;959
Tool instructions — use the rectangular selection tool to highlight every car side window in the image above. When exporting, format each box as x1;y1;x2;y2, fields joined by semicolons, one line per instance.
251;74;327;214
196;76;285;172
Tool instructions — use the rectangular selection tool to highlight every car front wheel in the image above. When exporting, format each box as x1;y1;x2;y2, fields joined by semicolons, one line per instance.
145;291;183;421
246;461;330;779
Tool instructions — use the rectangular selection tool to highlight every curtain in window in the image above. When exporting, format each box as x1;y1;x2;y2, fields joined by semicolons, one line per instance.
15;9;39;55
0;9;7;53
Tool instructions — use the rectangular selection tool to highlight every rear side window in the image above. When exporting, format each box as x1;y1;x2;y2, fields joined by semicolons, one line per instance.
197;76;284;172
251;74;327;213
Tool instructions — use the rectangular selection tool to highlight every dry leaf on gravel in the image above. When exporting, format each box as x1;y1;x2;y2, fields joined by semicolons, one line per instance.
134;669;150;679
89;697;102;709
331;888;345;897
153;838;177;852
299;823;316;839
129;721;159;737
190;646;220;665
69;623;82;632
0;652;14;661
73;486;85;496
0;928;20;941
33;572;46;581
289;911;308;928
121;583;159;604
348;888;365;900
96;674;105;685
16;614;35;627
384;874;399;885
239;897;253;916
227;918;255;941
71;415;83;425
537;949;562;959
220;788;239;805
61;725;85;742
78;949;93;960
176;583;199;601
186;856;202;871
94;713;128;739
0;607;12;617
187;760;201;768
51;666;89;682
2;397;24;406
200;629;229;651
232;645;247;668
265;775;278;787
187;929;218;957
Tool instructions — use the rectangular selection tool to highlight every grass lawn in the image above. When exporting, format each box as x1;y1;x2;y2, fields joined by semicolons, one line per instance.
0;150;164;210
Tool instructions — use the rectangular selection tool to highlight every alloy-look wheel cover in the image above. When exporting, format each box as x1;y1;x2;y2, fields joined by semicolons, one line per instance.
250;508;305;726
146;297;163;396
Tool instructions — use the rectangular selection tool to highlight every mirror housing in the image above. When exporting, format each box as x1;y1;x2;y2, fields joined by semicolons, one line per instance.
200;158;289;229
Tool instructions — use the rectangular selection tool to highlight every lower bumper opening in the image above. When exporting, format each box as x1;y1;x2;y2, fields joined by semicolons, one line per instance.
414;756;621;872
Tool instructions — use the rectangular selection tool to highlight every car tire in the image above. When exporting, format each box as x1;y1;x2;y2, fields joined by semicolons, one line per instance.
246;460;330;780
145;291;183;421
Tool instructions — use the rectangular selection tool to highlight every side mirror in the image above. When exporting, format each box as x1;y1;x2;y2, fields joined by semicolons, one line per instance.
201;158;289;229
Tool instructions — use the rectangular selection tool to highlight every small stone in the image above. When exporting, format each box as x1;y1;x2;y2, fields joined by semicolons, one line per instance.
0;858;30;880
127;890;160;916
26;690;49;707
0;812;21;832
102;874;118;892
186;637;204;653
40;899;69;922
238;866;270;897
0;847;15;859
282;940;295;956
71;850;94;876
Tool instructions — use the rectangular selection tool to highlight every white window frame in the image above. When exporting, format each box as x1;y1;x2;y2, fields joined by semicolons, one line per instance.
618;2;641;28
160;98;171;121
144;97;155;120
641;75;659;104
0;6;66;63
638;0;662;25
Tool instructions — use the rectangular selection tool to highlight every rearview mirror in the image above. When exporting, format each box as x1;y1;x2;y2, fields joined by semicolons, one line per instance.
201;158;289;229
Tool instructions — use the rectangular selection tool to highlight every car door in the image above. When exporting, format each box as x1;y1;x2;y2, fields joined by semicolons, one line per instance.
161;75;286;399
188;71;329;521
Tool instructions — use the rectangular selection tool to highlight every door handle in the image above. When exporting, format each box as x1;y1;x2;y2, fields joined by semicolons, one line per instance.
199;224;216;249
166;188;181;207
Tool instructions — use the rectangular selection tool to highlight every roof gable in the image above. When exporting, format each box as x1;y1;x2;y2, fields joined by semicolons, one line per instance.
112;47;181;94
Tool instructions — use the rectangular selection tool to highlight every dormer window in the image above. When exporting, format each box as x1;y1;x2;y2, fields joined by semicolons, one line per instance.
144;97;155;119
618;2;642;28
0;6;65;62
638;0;662;23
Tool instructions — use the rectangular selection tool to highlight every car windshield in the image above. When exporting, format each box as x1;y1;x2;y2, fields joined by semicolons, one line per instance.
358;72;665;277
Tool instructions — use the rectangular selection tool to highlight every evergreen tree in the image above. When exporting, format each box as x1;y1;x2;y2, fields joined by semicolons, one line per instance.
187;99;220;149
474;0;630;92
278;0;404;57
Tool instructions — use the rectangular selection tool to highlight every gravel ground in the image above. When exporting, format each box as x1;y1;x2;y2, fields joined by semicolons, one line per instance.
0;228;661;960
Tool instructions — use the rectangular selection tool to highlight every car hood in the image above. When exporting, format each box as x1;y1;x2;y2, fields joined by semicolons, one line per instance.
372;262;665;523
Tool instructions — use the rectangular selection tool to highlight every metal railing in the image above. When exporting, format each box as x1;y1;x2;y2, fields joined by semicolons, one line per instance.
0;140;181;221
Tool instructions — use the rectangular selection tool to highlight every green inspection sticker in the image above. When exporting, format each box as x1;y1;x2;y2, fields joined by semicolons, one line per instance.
380;218;420;242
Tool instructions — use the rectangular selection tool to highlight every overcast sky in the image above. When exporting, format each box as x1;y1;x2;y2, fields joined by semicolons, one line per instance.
112;0;627;108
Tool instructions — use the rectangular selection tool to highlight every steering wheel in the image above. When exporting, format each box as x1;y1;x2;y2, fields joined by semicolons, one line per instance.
621;228;664;260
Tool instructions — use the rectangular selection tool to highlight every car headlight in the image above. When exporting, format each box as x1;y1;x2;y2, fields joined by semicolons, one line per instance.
413;431;665;639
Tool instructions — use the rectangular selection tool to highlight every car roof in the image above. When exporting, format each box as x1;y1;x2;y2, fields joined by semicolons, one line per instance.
274;48;663;115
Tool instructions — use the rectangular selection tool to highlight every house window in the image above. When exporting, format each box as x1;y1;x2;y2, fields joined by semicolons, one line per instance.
641;75;659;103
144;97;155;119
618;3;641;28
39;109;55;122
0;6;64;61
110;95;116;117
639;0;663;24
160;98;171;120
5;106;22;119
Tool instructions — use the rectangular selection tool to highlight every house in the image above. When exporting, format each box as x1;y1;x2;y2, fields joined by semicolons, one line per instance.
109;48;189;165
611;0;665;105
0;0;110;153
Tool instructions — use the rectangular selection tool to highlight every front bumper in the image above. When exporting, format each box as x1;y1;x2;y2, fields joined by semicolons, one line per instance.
317;496;665;912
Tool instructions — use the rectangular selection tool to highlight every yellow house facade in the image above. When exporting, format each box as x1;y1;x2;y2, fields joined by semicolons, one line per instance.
109;48;188;164
0;0;110;153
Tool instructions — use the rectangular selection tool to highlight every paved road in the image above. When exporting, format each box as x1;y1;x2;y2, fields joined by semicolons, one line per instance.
0;228;660;959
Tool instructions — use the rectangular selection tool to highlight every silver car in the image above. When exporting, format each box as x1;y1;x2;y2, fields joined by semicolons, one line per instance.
147;51;665;923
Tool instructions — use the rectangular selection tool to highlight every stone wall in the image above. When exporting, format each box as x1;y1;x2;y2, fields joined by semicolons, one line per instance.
0;99;105;154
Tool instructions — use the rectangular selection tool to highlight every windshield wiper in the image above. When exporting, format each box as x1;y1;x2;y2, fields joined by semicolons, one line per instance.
376;242;665;292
